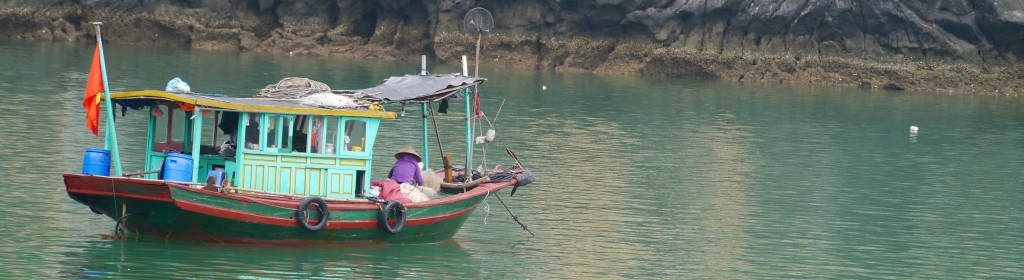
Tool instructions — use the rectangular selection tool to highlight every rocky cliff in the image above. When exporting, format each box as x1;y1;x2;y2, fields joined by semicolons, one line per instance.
1;0;1022;94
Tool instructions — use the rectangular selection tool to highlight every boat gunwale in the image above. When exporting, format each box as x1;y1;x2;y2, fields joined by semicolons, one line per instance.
63;173;516;212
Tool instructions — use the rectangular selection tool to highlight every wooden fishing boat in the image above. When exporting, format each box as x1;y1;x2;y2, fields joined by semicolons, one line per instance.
64;25;532;244
64;79;532;244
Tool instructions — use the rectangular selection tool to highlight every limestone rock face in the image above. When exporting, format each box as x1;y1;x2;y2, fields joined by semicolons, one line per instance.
1;0;1022;94
1;0;1019;61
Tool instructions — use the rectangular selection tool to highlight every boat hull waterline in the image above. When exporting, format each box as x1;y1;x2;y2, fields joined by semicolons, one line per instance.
63;174;515;244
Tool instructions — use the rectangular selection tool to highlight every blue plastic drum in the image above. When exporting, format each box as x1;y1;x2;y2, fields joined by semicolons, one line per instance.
82;148;111;176
162;153;194;182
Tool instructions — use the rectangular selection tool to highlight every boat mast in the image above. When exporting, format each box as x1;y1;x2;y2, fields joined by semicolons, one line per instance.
94;22;122;176
462;55;472;176
190;111;202;182
420;55;430;168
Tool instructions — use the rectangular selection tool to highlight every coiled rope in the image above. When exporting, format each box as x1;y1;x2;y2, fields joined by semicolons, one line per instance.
256;77;331;99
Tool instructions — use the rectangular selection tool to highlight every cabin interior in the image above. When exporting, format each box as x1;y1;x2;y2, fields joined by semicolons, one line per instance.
140;101;380;200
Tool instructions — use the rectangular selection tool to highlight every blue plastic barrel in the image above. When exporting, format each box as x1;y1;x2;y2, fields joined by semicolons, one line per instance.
82;148;111;176
162;153;194;182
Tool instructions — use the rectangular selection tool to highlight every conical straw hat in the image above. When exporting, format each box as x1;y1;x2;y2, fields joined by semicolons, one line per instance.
394;146;422;162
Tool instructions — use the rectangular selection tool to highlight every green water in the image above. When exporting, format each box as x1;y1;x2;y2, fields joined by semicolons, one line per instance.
1;41;1022;279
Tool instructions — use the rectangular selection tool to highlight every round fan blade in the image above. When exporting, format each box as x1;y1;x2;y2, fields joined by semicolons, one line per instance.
463;7;494;36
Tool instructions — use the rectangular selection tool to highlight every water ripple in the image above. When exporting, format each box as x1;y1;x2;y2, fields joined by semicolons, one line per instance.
0;42;1022;279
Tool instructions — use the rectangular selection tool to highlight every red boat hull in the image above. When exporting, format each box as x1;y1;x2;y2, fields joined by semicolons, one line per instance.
63;174;516;244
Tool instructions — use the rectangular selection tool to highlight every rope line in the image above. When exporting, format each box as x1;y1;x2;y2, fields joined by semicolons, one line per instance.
494;190;533;237
110;176;121;238
427;114;485;121
482;188;491;224
427;102;446;158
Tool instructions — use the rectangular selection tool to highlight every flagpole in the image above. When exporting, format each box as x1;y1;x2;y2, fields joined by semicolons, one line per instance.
94;22;122;176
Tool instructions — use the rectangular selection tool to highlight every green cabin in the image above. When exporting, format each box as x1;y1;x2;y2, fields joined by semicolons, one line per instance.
112;90;397;200
106;74;483;200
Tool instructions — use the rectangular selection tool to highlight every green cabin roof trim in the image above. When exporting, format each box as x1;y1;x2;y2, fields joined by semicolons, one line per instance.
110;90;397;119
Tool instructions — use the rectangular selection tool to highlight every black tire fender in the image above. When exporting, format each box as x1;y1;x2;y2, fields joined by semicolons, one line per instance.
296;196;330;231
378;200;407;234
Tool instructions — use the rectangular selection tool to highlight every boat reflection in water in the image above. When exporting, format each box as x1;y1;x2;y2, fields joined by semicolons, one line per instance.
58;239;482;278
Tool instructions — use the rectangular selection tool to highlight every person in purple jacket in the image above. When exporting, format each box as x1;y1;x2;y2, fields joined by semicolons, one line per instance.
388;146;424;186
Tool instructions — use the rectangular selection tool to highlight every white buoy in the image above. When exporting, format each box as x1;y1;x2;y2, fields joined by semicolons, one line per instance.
909;125;919;143
474;129;497;144
542;85;547;91
485;129;496;142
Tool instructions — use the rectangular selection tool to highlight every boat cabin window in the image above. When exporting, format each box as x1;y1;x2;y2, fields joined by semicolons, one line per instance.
241;114;308;153
262;114;294;152
324;116;339;154
280;116;292;150
344;119;367;152
238;114;367;156
152;104;186;153
293;115;309;153
265;116;277;148
309;116;322;153
244;113;262;150
195;111;236;156
218;111;239;141
308;116;338;154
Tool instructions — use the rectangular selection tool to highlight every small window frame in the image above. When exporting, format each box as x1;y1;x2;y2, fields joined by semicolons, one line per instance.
341;117;369;154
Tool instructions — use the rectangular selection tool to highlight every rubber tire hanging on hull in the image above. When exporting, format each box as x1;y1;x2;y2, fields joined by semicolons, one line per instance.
378;200;407;234
296;196;330;231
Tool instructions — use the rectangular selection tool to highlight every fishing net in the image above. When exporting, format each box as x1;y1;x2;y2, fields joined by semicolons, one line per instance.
255;77;383;110
256;77;331;99
487;172;517;182
299;93;359;109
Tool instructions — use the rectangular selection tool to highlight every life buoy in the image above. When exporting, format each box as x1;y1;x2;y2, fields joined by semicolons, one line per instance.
296;196;330;231
378;200;407;234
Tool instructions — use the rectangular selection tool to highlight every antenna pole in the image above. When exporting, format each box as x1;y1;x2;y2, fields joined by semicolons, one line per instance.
474;33;481;78
471;32;482;182
463;7;491;182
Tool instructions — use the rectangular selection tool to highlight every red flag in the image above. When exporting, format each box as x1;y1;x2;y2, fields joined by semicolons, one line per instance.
83;43;104;137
